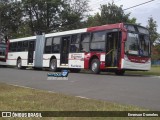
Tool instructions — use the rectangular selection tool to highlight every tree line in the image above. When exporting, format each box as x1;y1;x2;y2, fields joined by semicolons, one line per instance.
0;0;159;59
0;0;138;38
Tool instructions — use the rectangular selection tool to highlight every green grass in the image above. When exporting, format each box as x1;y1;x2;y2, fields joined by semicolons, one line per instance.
0;83;159;120
126;66;160;76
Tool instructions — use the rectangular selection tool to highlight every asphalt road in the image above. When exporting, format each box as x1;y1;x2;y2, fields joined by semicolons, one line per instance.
0;67;160;110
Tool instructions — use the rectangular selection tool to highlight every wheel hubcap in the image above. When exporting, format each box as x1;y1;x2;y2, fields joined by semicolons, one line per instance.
18;61;21;68
51;62;55;70
92;62;97;72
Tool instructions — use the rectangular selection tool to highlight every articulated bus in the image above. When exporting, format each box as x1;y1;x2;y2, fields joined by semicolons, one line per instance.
7;23;151;75
0;36;8;66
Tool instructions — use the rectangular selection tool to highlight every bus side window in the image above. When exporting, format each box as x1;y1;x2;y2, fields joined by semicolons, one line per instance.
9;43;13;52
52;37;60;53
23;41;28;51
70;34;80;53
12;42;17;52
45;37;52;54
17;42;23;51
80;33;90;52
90;31;105;51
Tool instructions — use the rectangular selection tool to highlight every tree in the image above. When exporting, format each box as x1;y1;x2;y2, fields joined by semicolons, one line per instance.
59;0;90;31
86;2;137;27
22;0;65;34
147;17;159;43
0;1;23;38
147;17;160;60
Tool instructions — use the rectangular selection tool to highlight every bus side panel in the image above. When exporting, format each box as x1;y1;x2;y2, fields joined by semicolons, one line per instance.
68;53;84;68
7;52;28;66
43;54;60;67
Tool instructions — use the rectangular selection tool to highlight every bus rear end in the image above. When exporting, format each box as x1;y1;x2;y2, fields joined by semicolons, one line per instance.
0;35;9;66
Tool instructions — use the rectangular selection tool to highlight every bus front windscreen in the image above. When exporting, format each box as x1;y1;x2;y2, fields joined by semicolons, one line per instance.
125;32;150;57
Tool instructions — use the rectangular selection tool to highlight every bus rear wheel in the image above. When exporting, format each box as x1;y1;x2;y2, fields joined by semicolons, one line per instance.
50;59;57;72
17;59;26;69
115;70;125;76
90;59;100;74
70;68;81;73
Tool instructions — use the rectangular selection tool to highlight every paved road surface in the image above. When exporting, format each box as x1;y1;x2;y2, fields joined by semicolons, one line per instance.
0;67;160;110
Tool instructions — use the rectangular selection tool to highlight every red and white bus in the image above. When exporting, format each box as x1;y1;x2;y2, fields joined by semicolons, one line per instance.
0;36;9;66
7;23;151;75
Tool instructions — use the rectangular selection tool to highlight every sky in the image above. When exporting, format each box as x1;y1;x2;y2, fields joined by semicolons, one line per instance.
89;0;160;33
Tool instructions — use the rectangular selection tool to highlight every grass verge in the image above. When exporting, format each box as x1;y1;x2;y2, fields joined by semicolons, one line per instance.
0;83;158;120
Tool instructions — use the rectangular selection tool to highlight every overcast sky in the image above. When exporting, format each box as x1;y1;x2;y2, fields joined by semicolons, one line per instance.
89;0;160;33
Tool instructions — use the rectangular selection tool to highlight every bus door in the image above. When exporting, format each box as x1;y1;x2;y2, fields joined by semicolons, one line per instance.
105;32;120;68
60;36;70;65
28;41;35;64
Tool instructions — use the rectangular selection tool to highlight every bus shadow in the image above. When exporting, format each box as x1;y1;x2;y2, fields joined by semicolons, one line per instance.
1;67;148;77
78;70;147;77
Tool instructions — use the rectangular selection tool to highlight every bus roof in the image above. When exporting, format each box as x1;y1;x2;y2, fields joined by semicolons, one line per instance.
10;23;124;42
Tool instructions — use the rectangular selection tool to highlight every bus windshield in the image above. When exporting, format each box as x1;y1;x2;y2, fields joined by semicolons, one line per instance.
125;32;150;57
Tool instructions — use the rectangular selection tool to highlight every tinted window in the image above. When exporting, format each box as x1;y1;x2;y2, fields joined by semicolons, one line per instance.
17;41;23;51
90;42;105;51
0;44;6;58
70;34;80;53
71;34;80;44
137;27;149;34
52;37;60;53
92;31;105;42
12;42;17;52
45;38;52;53
125;25;136;32
90;31;106;52
23;41;28;51
80;33;90;52
81;33;90;42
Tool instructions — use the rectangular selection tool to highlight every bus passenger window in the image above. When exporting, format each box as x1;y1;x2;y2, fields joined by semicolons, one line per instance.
80;33;90;52
23;41;28;51
70;34;80;53
45;38;52;54
52;37;60;53
90;31;105;51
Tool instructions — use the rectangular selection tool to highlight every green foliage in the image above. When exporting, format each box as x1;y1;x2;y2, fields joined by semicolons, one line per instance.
0;0;89;38
86;2;137;27
146;17;160;60
60;0;89;31
146;17;159;43
0;1;23;38
22;0;65;34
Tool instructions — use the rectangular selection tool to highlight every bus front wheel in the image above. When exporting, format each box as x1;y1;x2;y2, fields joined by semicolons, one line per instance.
91;59;100;74
50;59;57;72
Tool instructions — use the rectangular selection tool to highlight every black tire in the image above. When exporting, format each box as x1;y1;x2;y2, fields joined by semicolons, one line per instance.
17;59;22;69
115;70;125;76
70;68;81;73
33;67;42;70
90;59;100;74
21;66;26;69
50;59;57;72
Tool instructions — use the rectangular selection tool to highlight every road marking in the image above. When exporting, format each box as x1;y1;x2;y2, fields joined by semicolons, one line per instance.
7;83;56;93
7;83;90;100
149;76;160;79
76;96;89;99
